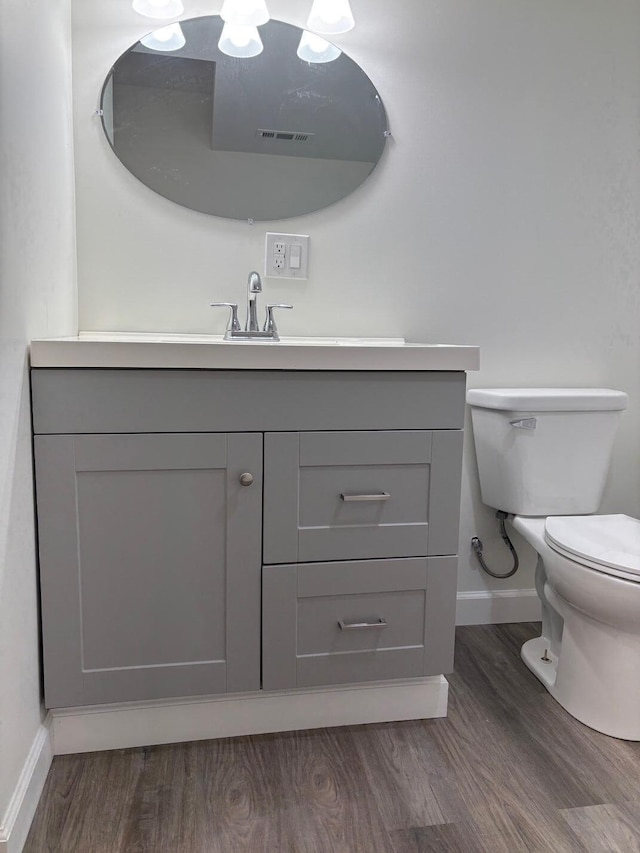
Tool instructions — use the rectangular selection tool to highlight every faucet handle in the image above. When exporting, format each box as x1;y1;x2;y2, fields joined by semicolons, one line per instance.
210;302;241;332
264;304;293;339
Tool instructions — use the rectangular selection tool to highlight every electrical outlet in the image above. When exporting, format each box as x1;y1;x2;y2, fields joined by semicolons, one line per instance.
265;233;310;279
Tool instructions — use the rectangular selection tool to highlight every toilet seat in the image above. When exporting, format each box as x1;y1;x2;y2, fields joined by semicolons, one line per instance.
545;514;640;583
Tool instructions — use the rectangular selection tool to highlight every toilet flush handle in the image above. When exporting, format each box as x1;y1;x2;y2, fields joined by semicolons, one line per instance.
510;417;537;430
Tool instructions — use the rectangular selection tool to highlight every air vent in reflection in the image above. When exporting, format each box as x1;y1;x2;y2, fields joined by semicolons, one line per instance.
257;129;314;143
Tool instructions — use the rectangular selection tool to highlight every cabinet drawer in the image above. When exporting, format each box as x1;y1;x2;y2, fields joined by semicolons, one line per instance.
263;430;463;564
262;556;457;690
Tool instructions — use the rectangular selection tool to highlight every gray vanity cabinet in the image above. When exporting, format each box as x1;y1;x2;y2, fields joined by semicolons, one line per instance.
34;431;262;708
32;368;466;710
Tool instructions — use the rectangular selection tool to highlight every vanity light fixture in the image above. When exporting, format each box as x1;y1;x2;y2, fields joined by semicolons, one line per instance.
296;31;341;63
140;22;186;51
132;0;184;19
220;0;270;27
218;23;264;58
306;0;355;35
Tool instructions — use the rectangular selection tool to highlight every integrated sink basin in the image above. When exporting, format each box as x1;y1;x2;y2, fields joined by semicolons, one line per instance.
30;332;480;371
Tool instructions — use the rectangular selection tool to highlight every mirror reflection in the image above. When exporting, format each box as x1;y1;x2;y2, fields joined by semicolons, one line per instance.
101;15;388;221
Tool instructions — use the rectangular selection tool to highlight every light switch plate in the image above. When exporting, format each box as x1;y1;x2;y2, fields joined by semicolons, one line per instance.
265;233;309;279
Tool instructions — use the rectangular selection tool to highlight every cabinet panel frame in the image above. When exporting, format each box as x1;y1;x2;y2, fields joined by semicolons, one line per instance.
263;430;463;564
35;431;262;708
262;556;457;691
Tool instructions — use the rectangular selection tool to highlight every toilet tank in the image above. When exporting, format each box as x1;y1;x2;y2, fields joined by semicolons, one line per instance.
466;388;628;516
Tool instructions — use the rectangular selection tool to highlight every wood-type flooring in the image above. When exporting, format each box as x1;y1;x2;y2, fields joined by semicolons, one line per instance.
24;623;640;852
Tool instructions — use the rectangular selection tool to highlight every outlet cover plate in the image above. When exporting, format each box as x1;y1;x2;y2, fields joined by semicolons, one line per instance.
265;233;309;279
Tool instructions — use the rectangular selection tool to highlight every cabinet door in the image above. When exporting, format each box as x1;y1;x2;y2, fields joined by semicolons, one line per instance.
263;430;463;564
35;433;262;708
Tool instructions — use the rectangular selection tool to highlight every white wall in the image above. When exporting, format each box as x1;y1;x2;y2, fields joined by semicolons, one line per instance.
0;0;76;834
72;0;640;599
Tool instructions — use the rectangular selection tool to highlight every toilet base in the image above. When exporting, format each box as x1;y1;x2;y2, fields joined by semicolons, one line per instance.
521;635;558;690
511;515;640;741
522;617;640;741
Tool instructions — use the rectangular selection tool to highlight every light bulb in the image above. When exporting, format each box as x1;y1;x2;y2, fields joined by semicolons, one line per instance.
132;0;184;20
140;22;186;51
306;0;354;35
220;0;270;27
296;31;341;64
218;23;264;58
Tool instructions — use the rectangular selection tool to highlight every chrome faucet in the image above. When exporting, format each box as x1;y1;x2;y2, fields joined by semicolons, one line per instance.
211;271;293;341
246;271;262;332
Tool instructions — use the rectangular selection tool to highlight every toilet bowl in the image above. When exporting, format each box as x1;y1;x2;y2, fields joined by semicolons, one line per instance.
512;514;640;740
466;387;639;740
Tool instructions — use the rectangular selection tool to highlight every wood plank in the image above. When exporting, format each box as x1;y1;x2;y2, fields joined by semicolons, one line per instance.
562;801;640;853
350;720;472;830
264;727;395;853
391;821;489;853
23;750;145;852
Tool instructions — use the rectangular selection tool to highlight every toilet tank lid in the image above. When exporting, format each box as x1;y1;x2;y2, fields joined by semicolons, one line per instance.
466;388;628;412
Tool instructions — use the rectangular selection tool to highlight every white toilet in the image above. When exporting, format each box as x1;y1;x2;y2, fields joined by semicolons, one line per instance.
466;387;640;740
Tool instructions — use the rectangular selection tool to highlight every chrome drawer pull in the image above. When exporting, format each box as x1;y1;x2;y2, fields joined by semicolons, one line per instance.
340;492;390;502
338;618;388;631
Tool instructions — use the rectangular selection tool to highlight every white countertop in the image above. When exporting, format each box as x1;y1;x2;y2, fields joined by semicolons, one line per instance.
30;332;480;372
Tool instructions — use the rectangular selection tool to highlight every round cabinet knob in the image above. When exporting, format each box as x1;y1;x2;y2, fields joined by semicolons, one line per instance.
239;472;254;487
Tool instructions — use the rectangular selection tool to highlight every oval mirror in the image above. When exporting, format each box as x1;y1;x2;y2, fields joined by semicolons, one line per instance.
100;15;388;221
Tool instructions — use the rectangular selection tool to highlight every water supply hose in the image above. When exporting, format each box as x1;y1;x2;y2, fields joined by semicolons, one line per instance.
471;510;520;579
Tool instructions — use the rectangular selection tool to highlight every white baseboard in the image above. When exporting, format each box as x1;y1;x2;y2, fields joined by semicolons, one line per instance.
51;676;448;756
456;588;541;626
0;717;53;853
